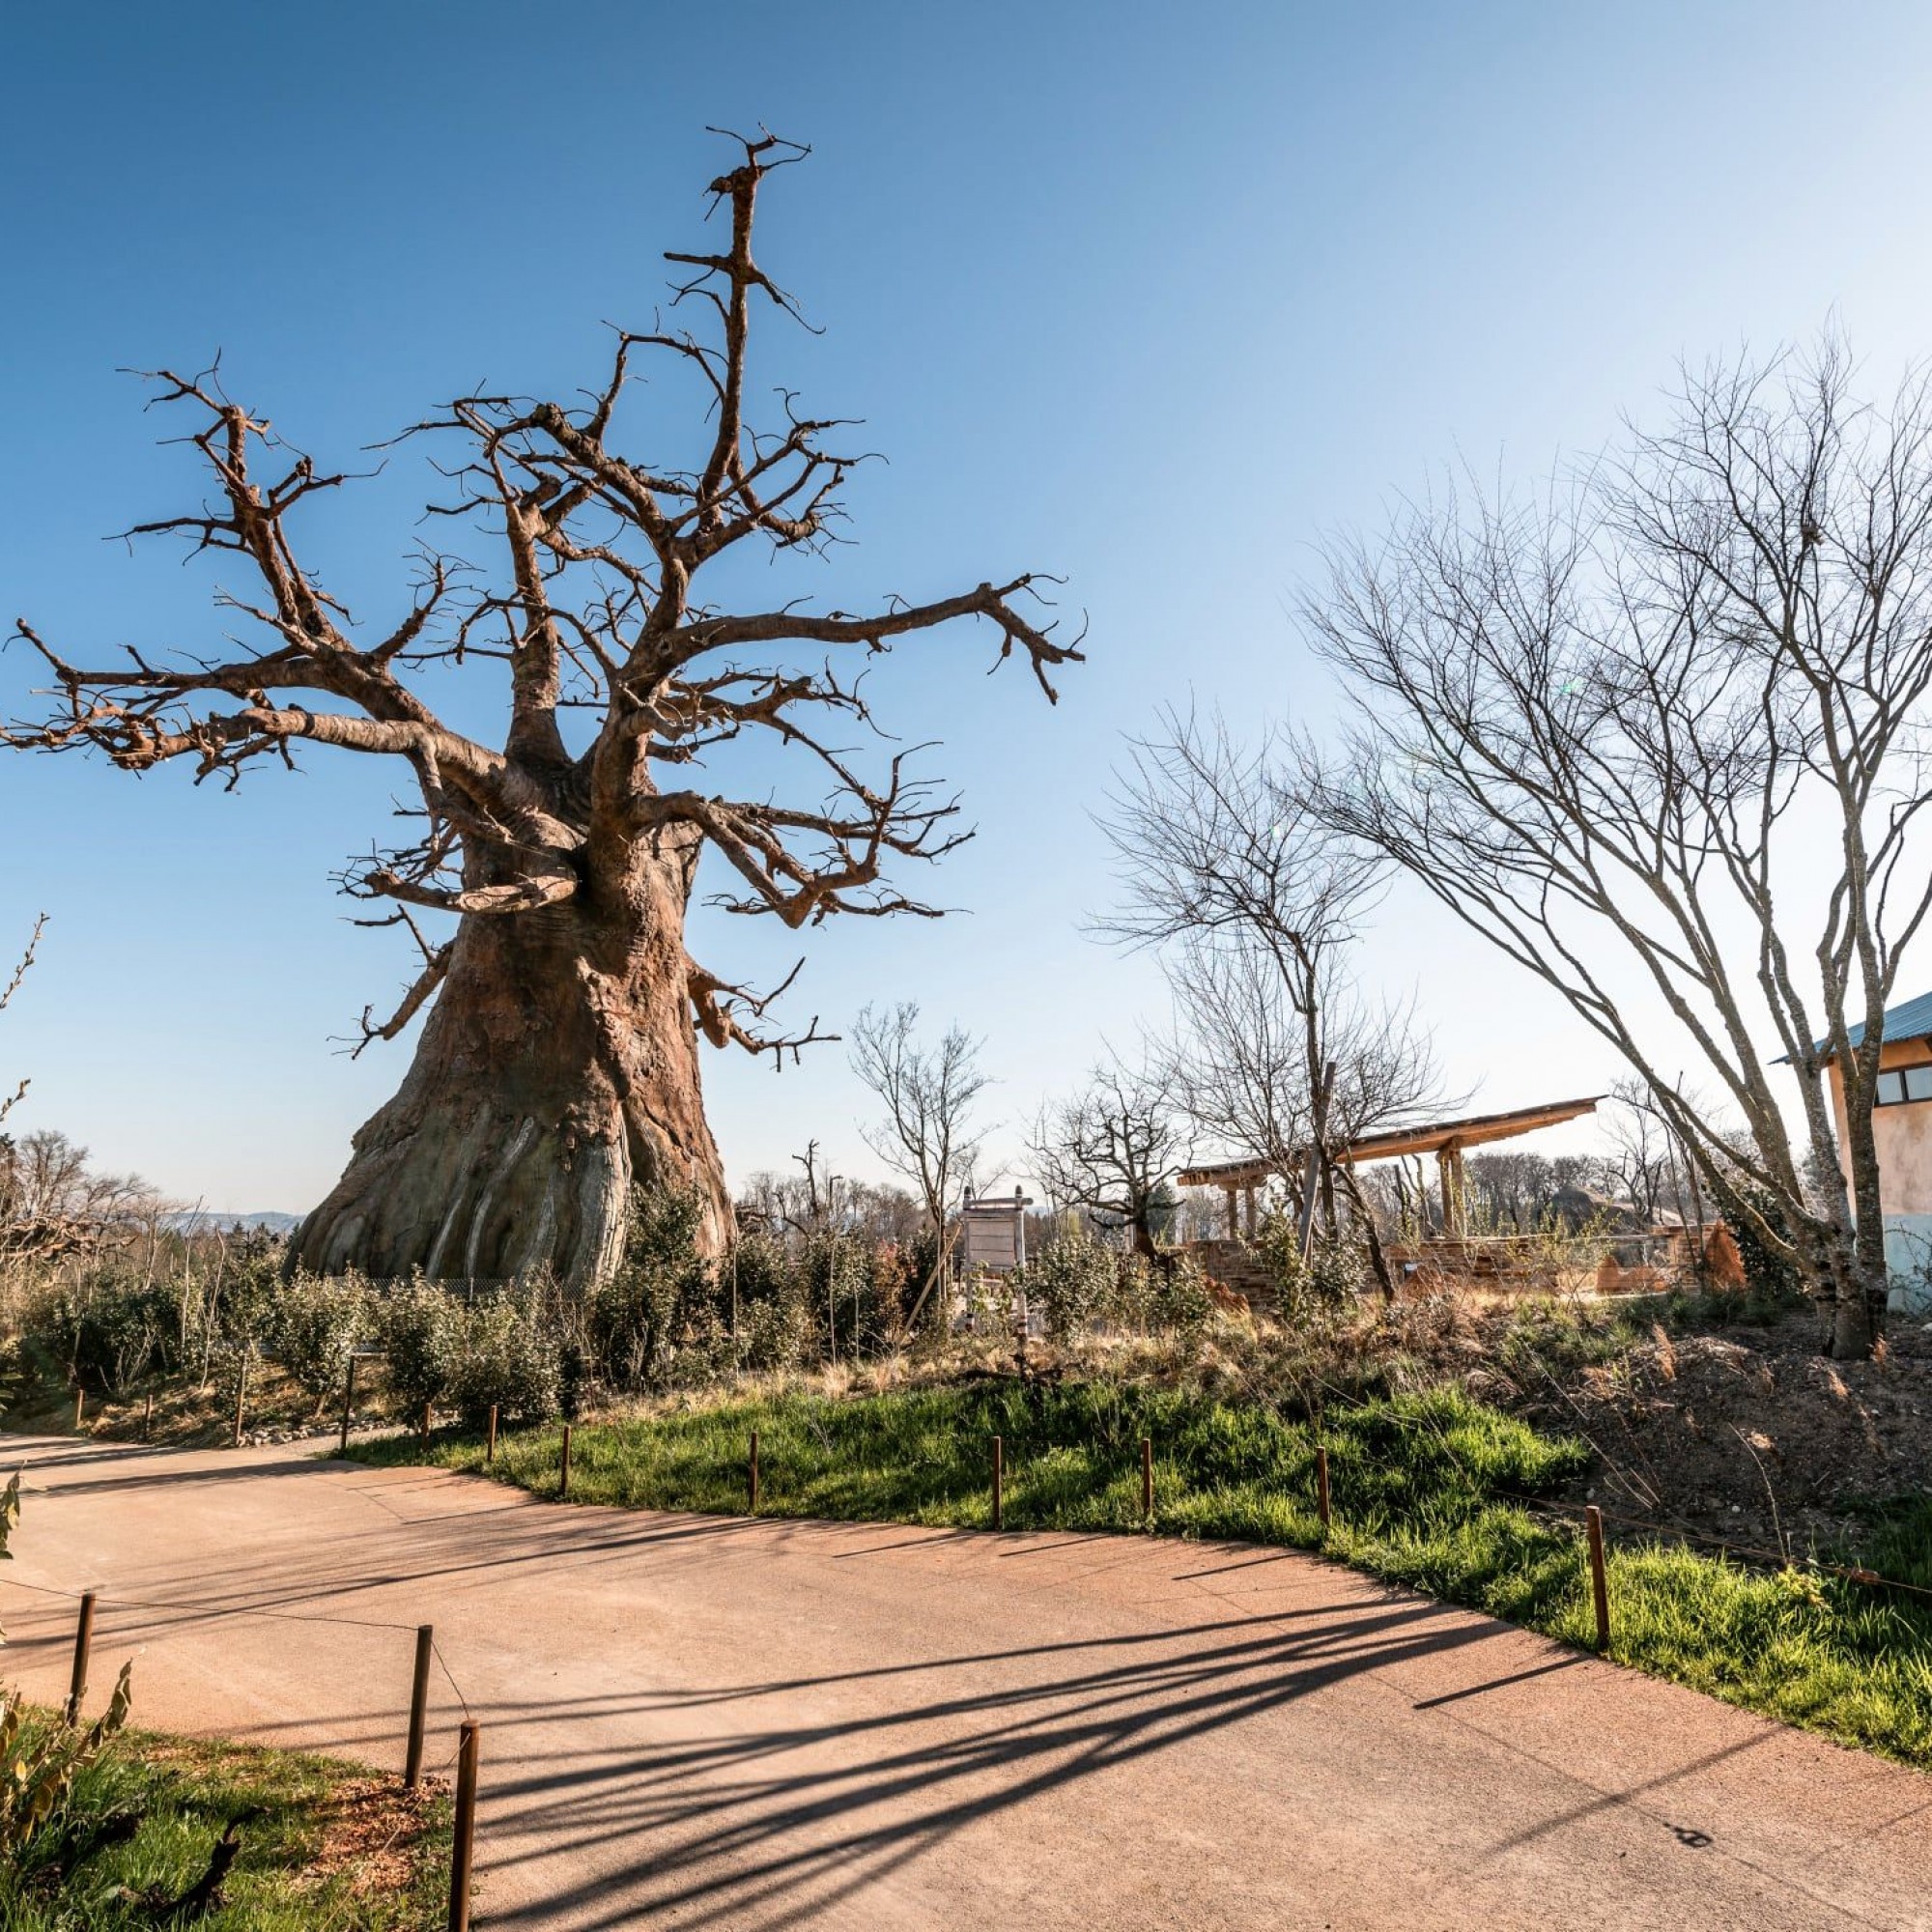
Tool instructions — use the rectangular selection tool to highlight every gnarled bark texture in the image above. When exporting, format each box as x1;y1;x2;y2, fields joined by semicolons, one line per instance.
296;846;729;1286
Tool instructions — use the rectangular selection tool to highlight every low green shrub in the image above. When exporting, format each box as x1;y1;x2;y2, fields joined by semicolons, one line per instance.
588;1184;715;1388
446;1290;563;1425
267;1271;370;1409
379;1277;462;1412
1019;1223;1114;1342
728;1229;810;1371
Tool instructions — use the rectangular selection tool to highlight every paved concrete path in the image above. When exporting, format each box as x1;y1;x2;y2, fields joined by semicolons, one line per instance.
0;1432;1925;1929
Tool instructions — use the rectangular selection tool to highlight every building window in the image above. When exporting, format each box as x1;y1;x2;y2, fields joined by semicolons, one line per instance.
1875;1065;1932;1106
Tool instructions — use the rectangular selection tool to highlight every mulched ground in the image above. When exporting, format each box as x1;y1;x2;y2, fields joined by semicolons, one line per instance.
1493;1306;1932;1558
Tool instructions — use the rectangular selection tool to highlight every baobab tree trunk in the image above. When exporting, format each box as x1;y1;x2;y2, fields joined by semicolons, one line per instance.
294;850;731;1290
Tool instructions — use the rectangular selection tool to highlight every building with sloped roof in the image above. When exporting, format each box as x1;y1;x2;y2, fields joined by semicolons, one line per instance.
1813;991;1932;1312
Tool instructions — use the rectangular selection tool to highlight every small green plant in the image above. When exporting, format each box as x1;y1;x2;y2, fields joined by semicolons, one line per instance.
1017;1222;1114;1342
729;1229;810;1370
1146;1251;1213;1338
0;1472;135;1859
1252;1214;1362;1324
268;1271;370;1410
588;1184;715;1388
379;1276;462;1412
446;1289;563;1425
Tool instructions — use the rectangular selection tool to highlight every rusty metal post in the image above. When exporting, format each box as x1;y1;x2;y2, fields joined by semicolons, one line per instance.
446;1719;480;1932
404;1623;434;1788
559;1423;572;1498
64;1592;96;1724
485;1405;498;1466
749;1430;760;1512
1585;1505;1610;1651
1140;1437;1153;1520
992;1435;1004;1531
339;1354;358;1457
1316;1446;1331;1531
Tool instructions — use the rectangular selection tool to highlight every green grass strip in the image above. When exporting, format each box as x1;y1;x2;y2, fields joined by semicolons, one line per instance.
0;1721;451;1930
348;1378;1932;1769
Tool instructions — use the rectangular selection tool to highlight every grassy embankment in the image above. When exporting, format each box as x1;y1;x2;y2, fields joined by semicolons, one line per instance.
0;1722;450;1930
347;1376;1932;1769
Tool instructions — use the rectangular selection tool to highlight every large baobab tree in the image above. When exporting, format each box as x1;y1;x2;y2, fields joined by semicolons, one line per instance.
2;136;1081;1288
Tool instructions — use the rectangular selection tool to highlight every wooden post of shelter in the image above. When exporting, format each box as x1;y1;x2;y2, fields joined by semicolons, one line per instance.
1436;1138;1469;1240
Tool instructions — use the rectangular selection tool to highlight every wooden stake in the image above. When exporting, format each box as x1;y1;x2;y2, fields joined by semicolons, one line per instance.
1316;1446;1331;1531
447;1719;480;1932
749;1430;760;1513
992;1434;1004;1531
405;1624;434;1789
485;1405;498;1466
142;1393;153;1443
1140;1437;1153;1520
559;1424;572;1498
1585;1505;1610;1651
339;1354;358;1457
72;1388;84;1432
233;1359;246;1447
421;1399;433;1449
64;1592;96;1724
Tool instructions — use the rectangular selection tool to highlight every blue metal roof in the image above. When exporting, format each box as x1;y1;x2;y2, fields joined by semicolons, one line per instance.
1813;988;1932;1058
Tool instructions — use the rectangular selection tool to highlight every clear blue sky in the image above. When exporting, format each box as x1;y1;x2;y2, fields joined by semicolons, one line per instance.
6;2;1932;1210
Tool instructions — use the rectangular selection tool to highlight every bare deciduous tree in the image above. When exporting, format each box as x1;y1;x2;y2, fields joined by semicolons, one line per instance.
1164;937;1442;1292
2;137;1080;1289
1168;939;1442;1182
0;916;42;1134
1;1129;157;1267
1306;342;1932;1356
849;1002;989;1239
1030;1058;1189;1255
1097;706;1390;1236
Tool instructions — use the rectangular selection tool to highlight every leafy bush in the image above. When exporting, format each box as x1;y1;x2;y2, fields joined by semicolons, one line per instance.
792;1228;870;1363
728;1230;810;1371
1718;1177;1804;1305
447;1291;563;1425
379;1277;462;1412
206;1232;287;1351
588;1185;715;1389
1146;1252;1213;1339
1020;1223;1115;1342
1252;1214;1365;1324
268;1271;370;1409
206;1337;257;1419
44;1276;180;1394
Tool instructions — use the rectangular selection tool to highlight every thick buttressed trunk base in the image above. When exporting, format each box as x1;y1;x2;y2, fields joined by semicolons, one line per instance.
1829;1284;1879;1360
294;882;730;1293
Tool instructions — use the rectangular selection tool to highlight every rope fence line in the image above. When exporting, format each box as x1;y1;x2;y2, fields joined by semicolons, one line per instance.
0;1543;482;1925
447;1376;1932;1609
0;1568;473;1642
1275;1368;1932;1602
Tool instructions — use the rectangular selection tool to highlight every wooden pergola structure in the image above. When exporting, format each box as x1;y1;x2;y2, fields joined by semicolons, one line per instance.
1177;1094;1605;1239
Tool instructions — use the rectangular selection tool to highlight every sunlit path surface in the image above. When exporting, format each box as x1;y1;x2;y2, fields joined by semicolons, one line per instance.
1;1433;1924;1930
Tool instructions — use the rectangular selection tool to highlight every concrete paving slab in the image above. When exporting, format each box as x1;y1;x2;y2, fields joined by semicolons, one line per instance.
0;1431;1924;1929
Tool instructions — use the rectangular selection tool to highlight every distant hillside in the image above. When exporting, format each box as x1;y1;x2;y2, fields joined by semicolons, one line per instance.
163;1210;304;1236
